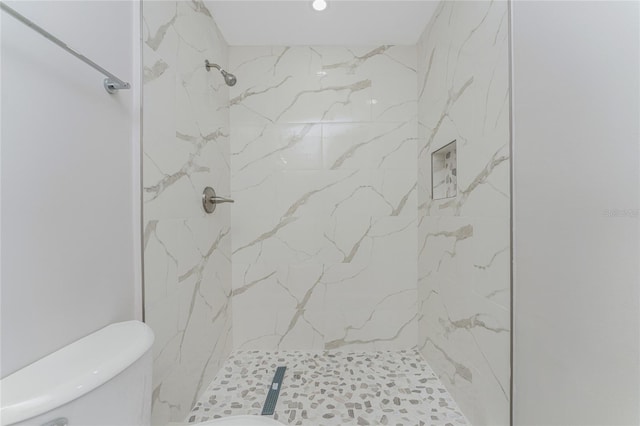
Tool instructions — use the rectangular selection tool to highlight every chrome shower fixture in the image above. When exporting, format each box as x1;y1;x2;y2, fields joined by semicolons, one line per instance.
205;60;237;86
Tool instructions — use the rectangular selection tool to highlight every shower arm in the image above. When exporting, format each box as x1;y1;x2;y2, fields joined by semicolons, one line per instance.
205;60;221;72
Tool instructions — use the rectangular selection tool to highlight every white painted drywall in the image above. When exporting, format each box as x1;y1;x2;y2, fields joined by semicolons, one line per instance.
512;1;640;424
1;1;141;377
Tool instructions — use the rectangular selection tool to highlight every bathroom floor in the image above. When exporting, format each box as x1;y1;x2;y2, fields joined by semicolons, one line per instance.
187;349;469;426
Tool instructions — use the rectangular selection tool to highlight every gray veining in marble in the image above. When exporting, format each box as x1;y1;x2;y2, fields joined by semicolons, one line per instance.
416;1;511;425
142;1;233;424
230;45;419;352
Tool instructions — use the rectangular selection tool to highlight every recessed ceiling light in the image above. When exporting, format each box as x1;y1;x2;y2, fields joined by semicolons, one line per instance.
312;0;327;12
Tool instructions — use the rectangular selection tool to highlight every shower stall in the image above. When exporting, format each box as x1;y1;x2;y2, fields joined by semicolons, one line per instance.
142;1;510;424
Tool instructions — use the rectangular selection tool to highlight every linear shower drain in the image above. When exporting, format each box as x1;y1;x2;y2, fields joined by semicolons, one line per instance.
261;366;286;416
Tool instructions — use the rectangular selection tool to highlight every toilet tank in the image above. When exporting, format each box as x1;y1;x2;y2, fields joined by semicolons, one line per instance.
0;321;154;426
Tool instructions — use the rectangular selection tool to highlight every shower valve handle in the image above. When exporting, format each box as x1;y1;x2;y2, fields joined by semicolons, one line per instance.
209;195;235;204
202;186;234;214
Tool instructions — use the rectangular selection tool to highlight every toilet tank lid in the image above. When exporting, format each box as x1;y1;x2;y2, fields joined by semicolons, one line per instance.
0;320;154;426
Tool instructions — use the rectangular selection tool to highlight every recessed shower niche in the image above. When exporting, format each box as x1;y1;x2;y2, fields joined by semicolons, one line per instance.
431;140;457;200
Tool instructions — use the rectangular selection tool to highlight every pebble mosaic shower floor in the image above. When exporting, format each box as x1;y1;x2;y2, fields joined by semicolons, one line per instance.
187;349;469;426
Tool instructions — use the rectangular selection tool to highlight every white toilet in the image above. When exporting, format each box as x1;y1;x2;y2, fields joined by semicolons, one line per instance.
0;321;283;426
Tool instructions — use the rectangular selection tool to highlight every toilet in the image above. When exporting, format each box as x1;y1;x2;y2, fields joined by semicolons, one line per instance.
0;321;283;426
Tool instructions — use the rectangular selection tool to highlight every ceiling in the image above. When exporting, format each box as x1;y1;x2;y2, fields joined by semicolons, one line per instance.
205;1;440;46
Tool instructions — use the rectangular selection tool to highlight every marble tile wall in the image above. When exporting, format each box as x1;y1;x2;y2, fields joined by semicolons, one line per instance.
416;1;511;425
228;46;419;352
142;1;232;423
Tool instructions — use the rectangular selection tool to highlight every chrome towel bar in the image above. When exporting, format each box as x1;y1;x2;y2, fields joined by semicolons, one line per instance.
0;2;131;94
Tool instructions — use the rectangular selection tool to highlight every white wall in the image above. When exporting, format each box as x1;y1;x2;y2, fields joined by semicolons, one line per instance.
141;2;233;423
1;1;140;377
229;46;418;351
512;1;640;424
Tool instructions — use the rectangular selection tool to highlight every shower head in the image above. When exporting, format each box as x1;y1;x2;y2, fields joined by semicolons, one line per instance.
220;69;237;87
205;60;237;86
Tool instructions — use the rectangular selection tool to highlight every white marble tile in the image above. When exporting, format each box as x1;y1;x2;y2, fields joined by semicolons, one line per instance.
232;123;323;174
230;45;418;353
143;220;179;309
369;48;418;123
230;45;418;351
143;1;232;424
322;121;416;171
143;1;179;66
416;1;511;425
